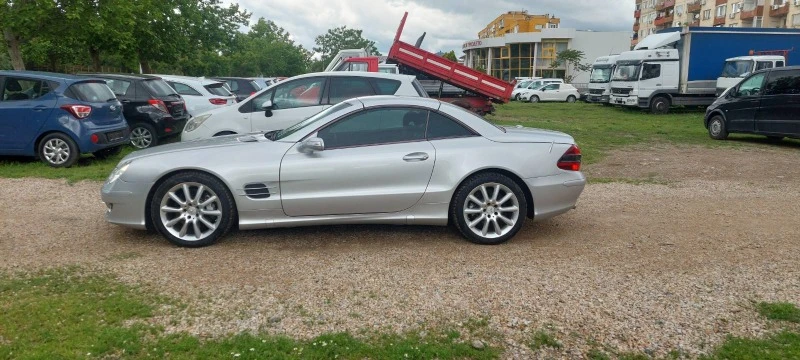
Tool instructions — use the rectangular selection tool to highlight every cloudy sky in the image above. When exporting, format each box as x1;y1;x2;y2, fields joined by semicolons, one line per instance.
231;0;635;54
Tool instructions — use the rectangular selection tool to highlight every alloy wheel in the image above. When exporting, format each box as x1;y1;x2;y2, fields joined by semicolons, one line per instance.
462;182;520;239
710;120;722;137
159;182;223;242
131;126;153;149
42;138;70;165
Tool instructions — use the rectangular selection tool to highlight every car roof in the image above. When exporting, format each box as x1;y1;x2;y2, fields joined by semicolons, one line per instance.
752;65;800;76
79;73;162;81
150;74;223;86
0;70;98;82
288;71;417;82
355;95;442;109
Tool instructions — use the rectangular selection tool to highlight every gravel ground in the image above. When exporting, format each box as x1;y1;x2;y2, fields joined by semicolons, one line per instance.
1;144;799;358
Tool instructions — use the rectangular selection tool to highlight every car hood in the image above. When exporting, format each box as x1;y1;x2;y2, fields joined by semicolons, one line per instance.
121;134;279;162
486;126;575;144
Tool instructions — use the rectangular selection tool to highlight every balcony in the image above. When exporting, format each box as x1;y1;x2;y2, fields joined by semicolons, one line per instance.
769;2;789;17
716;0;727;5
633;22;640;31
713;16;727;26
634;9;641;18
654;14;675;26
656;0;676;11
687;0;703;12
740;5;764;20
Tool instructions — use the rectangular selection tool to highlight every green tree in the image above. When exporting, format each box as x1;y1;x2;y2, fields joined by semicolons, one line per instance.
313;26;380;67
228;18;310;77
1;0;59;70
441;50;458;62
554;49;592;83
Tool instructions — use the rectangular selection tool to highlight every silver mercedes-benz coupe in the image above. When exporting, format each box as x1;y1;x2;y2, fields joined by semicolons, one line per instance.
101;96;586;247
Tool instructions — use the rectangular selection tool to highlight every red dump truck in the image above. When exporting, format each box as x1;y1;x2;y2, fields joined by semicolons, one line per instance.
325;12;514;115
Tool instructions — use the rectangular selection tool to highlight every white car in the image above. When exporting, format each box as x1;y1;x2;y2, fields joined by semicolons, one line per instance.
153;75;237;117
520;83;580;103
181;71;427;141
512;78;564;100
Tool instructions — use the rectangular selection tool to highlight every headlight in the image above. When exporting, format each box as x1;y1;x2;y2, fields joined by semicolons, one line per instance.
106;161;131;184
184;114;211;133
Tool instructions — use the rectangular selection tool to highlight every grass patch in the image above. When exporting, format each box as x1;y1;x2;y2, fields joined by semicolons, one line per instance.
0;146;134;183
0;269;500;359
756;302;800;323
701;331;800;360
528;330;562;351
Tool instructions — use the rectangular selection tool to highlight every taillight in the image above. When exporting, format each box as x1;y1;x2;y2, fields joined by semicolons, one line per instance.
148;99;169;113
61;105;92;119
250;92;256;96
557;145;582;171
209;98;227;105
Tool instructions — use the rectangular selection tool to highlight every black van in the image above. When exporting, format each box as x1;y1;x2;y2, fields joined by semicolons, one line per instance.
705;65;800;141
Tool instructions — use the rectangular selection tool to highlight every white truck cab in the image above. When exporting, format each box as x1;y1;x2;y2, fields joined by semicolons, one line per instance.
586;55;619;104
716;55;785;96
609;49;680;111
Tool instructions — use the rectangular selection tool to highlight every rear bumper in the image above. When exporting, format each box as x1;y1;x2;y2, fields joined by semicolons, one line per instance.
525;172;586;221
78;125;131;153
156;116;189;138
101;179;153;230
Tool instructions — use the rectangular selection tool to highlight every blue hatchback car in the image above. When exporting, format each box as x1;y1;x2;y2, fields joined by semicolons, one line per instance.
0;71;130;167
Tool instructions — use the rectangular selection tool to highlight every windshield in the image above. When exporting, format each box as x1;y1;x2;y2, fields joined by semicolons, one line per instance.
70;82;116;102
205;83;232;96
143;79;177;96
516;81;531;88
590;66;613;83
275;101;354;140
721;60;753;78
612;64;641;81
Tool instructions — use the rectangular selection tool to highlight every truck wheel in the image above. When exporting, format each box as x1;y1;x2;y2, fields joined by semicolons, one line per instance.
650;96;670;114
707;115;728;140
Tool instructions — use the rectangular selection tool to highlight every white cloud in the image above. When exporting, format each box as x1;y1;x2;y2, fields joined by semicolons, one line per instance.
229;0;634;54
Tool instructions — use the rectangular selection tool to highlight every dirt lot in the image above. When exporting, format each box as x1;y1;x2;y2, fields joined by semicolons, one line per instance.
1;144;799;358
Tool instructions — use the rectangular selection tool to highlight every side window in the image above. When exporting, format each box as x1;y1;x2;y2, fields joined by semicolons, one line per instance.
1;77;43;101
242;89;274;113
169;82;202;96
227;80;239;92
349;63;369;72
735;72;766;97
317;108;427;149
776;61;785;68
763;70;800;96
372;79;402;95
756;61;773;71
273;77;325;110
426;111;475;140
328;77;375;104
542;84;558;91
641;63;661;80
104;79;132;97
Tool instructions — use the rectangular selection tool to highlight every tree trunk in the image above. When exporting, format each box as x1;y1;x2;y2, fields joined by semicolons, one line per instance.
89;47;101;72
3;28;25;70
140;59;152;74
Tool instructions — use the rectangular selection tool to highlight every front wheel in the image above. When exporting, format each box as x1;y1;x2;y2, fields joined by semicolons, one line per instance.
650;96;670;114
566;95;577;103
39;133;79;168
150;171;236;247
529;95;540;103
707;115;728;140
514;94;520;101
451;173;528;245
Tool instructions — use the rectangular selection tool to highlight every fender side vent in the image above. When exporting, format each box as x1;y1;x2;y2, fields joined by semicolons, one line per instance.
244;183;270;199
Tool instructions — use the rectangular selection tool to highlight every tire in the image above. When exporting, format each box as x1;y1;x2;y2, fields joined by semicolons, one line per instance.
38;133;79;168
213;131;237;137
93;146;122;160
149;171;236;247
514;93;520;101
707;115;728;140
130;123;158;149
649;96;670;114
451;173;528;245
529;95;540;103
566;95;577;103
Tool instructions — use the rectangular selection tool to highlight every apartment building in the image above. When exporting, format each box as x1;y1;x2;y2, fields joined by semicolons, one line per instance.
478;11;561;39
633;0;800;47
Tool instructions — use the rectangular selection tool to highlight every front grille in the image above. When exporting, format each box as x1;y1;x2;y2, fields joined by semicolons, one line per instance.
611;88;632;96
244;183;270;199
589;89;604;95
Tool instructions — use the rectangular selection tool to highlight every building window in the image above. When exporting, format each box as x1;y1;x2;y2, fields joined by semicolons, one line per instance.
703;9;711;20
793;14;800;27
500;47;509;58
716;5;726;17
548;23;558;28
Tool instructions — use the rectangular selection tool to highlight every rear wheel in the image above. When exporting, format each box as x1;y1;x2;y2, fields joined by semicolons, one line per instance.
650;96;670;114
150;171;236;247
130;123;158;149
566;95;577;103
38;133;79;168
451;173;527;245
529;95;540;103
707;115;728;140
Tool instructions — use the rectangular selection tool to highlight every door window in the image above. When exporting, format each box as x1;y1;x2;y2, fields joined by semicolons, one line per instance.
372;79;402;95
328;77;375;104
426;111;476;140
272;77;325;110
735;73;766;97
776;61;785;68
755;61;773;71
763;69;800;96
104;79;132;97
541;84;558;91
169;82;202;96
641;63;661;80
227;80;239;92
241;89;274;113
317;107;427;149
1;78;49;101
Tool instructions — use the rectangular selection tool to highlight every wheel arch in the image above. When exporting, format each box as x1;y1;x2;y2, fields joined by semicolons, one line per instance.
34;130;81;155
704;109;726;128
144;168;239;231
448;168;535;224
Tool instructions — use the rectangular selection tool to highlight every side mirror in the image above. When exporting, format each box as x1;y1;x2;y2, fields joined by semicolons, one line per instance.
739;72;750;78
261;100;273;117
299;137;324;153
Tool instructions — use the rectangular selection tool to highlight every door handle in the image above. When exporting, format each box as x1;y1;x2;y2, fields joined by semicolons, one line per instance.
32;105;49;112
403;152;429;162
121;100;131;103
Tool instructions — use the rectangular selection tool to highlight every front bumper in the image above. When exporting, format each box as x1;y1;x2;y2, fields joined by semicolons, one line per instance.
610;95;639;106
586;94;610;103
101;179;154;230
525;171;586;221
